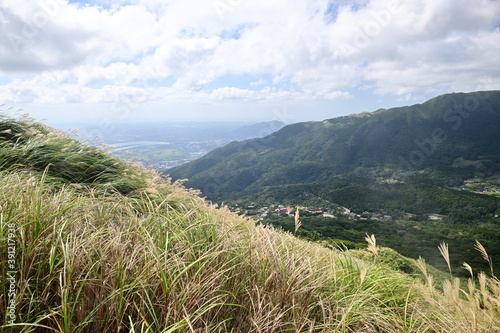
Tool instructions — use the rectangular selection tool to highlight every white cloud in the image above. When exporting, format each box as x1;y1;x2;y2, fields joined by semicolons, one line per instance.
0;0;499;121
210;87;257;100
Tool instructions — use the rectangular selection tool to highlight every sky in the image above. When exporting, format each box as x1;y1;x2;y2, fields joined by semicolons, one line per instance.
0;0;499;128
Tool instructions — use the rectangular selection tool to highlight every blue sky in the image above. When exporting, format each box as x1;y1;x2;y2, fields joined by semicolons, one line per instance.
0;0;499;127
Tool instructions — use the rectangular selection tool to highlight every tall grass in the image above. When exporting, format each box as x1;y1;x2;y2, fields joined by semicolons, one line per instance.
3;168;498;332
0;114;145;195
416;239;500;332
0;114;499;332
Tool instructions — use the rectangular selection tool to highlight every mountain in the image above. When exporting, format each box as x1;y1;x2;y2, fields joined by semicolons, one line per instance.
167;91;500;275
230;120;286;140
4;111;500;332
169;91;500;204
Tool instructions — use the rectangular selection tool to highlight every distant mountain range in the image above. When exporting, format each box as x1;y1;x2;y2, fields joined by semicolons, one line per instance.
69;120;286;144
230;120;286;141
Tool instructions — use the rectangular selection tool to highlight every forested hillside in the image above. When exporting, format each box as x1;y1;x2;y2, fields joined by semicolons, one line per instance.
169;91;500;202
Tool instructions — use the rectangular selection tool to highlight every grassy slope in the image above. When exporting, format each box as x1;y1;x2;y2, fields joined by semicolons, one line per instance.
1;115;500;332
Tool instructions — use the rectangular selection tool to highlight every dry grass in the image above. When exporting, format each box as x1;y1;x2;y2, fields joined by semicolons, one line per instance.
2;168;499;332
438;242;453;279
294;208;301;235
475;240;494;276
364;234;378;257
416;241;500;333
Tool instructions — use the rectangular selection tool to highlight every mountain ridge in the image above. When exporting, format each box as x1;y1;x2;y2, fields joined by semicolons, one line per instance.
169;91;500;200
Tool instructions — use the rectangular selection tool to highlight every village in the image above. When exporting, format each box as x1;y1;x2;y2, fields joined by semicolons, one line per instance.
225;202;456;222
227;203;396;221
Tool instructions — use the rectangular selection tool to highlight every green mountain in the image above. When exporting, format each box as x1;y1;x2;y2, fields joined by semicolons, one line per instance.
169;91;500;208
2;111;500;332
168;92;500;274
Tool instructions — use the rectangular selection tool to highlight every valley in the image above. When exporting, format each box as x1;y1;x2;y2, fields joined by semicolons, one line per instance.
69;120;286;170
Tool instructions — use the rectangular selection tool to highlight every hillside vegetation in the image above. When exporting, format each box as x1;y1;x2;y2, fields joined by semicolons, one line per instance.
1;113;500;332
